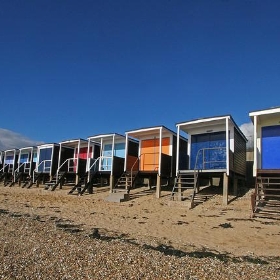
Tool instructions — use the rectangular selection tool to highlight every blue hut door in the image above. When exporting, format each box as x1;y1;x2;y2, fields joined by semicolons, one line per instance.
261;125;280;169
191;132;227;169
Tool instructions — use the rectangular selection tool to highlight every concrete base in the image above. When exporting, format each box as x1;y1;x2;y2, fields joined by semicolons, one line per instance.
168;200;194;209
104;192;130;203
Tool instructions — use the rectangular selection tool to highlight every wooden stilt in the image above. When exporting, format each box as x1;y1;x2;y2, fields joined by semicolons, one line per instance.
156;174;161;198
223;173;228;205
109;175;114;193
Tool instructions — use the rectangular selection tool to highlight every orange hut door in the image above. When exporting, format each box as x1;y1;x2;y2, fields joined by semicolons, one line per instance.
140;137;169;171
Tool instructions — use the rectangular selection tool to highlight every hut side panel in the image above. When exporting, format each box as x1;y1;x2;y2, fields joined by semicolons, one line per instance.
233;127;246;176
172;136;177;176
126;141;139;171
60;147;75;172
51;145;60;175
112;156;125;176
178;137;188;171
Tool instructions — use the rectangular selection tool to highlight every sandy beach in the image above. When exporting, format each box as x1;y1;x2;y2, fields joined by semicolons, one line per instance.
1;183;280;279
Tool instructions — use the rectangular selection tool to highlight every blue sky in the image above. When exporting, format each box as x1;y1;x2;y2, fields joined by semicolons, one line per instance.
0;0;279;147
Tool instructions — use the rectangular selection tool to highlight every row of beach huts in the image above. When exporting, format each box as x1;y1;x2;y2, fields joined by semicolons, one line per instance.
0;106;280;217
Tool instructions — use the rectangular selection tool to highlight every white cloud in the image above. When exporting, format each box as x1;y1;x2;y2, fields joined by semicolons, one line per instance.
0;128;44;150
239;122;254;151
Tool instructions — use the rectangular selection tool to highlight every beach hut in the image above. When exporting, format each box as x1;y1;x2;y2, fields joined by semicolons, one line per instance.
45;138;100;192
10;146;37;187
249;107;280;217
113;126;188;199
80;133;138;195
1;149;19;186
28;143;60;188
173;115;247;206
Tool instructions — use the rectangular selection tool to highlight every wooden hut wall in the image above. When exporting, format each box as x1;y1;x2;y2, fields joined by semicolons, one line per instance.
59;146;75;172
86;143;101;171
93;144;101;159
178;137;188;171
60;146;75;163
112;156;125;176
171;135;177;177
51;145;60;176
233;127;246;176
126;140;139;171
29;149;36;173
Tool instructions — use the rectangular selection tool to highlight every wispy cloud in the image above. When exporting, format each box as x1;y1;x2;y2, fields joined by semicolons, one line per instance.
239;122;254;151
0;128;44;150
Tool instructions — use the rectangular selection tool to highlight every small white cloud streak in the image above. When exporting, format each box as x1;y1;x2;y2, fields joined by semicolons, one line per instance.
0;128;44;150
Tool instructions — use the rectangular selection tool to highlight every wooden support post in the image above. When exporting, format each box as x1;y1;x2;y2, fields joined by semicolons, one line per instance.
126;175;129;190
156;174;161;198
223;173;228;205
36;175;40;187
109;175;114;193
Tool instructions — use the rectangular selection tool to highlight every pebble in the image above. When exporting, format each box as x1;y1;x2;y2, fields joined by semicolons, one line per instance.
0;212;280;279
